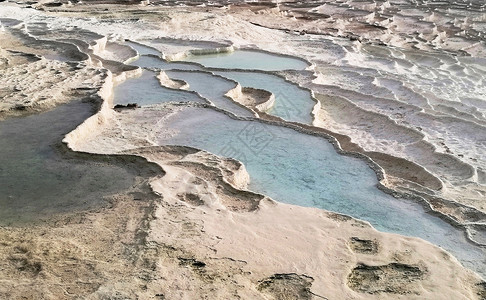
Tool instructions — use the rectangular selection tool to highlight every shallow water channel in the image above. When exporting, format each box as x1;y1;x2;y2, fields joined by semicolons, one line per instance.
121;43;486;278
181;49;310;71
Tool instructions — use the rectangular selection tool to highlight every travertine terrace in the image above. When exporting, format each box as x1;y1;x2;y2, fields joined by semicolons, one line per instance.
1;0;486;299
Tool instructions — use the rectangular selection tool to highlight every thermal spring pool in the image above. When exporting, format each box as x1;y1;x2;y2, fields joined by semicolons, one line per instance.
125;41;200;71
113;70;206;106
165;70;255;117
180;49;310;71
214;71;316;123
115;41;486;278
156;105;486;278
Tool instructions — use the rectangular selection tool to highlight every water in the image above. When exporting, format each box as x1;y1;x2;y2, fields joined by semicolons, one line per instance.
114;41;486;278
113;70;206;106
181;50;310;71
131;55;200;71
124;40;162;56
0;101;151;225
125;40;201;70
158;106;486;277
124;46;253;115
126;44;309;119
165;70;255;117
215;71;315;123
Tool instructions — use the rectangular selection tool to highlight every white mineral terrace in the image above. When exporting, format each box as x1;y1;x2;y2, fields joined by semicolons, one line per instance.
0;1;485;299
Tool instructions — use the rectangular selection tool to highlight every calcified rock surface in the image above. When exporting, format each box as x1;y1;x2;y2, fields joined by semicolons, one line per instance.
1;0;486;299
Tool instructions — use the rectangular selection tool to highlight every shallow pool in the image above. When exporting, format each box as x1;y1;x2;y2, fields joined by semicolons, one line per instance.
115;40;486;278
215;71;315;123
158;106;486;278
113;70;206;106
181;50;310;71
130;55;200;71
165;70;254;117
124;40;162;56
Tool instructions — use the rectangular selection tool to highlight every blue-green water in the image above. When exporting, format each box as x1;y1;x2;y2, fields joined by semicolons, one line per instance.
116;41;485;277
159;106;486;277
181;50;310;71
113;70;206;106
165;70;254;117
125;41;200;70
125;42;314;121
131;55;200;71
214;71;315;123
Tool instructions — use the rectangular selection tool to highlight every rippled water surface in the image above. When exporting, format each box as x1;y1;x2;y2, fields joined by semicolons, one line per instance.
158;106;485;277
214;71;315;123
114;70;205;106
119;43;486;277
165;70;254;117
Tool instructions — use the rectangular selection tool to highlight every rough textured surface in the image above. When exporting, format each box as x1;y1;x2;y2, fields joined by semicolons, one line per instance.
350;237;379;255
0;31;101;119
0;1;485;299
347;263;425;295
257;274;315;300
